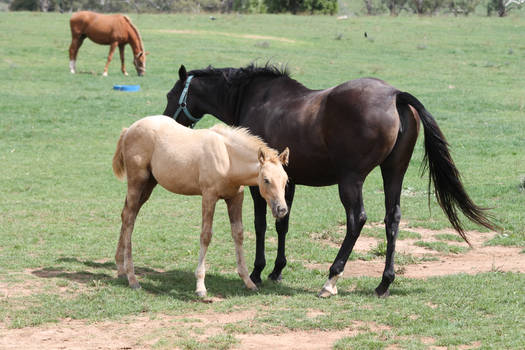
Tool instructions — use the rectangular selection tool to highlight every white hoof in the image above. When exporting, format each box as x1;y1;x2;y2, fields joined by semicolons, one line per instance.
102;72;108;77
318;285;338;298
196;289;207;298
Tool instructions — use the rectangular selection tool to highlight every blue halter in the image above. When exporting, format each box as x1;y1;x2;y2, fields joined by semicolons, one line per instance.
173;75;202;127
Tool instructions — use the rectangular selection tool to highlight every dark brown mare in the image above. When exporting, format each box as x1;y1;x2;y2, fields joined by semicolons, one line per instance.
163;64;498;297
69;11;147;76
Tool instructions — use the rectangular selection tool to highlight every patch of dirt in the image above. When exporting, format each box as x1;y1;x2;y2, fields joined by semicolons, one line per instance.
306;222;524;278
158;29;296;43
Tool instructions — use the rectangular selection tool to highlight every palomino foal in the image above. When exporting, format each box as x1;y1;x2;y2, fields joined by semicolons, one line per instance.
112;115;289;296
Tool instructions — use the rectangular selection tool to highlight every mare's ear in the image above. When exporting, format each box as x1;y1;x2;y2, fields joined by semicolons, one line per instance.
279;147;289;166
258;148;266;165
178;65;187;81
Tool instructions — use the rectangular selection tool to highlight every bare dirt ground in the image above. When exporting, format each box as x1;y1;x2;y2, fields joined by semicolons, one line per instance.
1;223;522;349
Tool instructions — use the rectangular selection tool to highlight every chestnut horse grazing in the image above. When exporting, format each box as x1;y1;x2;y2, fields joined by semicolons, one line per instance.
112;115;289;296
69;11;146;76
163;64;499;298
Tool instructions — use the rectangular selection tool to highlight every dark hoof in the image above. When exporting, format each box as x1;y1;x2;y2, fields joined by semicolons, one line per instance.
268;272;282;283
375;287;390;298
250;272;263;286
117;274;127;280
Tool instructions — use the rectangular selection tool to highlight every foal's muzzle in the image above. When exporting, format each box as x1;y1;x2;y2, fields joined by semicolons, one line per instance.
271;202;288;219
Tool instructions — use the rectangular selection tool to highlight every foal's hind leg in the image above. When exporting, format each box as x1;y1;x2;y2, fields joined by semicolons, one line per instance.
115;174;157;289
268;182;296;282
225;190;257;291
195;193;218;297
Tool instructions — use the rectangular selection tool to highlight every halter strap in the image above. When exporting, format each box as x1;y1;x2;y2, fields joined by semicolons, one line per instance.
173;75;202;127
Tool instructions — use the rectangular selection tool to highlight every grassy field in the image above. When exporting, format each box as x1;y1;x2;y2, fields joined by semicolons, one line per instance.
0;11;524;349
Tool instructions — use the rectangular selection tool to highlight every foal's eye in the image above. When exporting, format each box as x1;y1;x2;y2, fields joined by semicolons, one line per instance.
264;178;270;184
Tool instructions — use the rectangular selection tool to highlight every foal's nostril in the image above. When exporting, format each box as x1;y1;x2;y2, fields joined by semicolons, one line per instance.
278;206;288;217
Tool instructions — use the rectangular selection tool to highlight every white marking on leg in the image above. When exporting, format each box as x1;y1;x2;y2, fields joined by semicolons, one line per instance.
69;60;76;74
195;245;208;297
318;273;343;298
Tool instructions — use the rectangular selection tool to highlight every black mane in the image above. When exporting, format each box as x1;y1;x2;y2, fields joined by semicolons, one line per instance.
189;63;290;86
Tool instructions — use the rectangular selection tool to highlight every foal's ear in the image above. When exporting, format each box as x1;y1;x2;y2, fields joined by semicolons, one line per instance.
178;65;187;81
279;147;289;166
258;148;266;165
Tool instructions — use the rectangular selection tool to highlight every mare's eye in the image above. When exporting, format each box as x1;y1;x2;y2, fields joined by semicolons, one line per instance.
264;178;270;184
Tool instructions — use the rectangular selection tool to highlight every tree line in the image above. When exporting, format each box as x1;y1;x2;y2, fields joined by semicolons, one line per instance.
6;0;523;16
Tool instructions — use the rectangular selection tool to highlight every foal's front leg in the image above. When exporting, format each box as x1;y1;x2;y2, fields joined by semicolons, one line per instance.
225;190;257;291
195;193;217;297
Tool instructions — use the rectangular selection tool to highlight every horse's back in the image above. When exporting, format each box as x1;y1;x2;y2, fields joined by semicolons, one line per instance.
70;11;126;42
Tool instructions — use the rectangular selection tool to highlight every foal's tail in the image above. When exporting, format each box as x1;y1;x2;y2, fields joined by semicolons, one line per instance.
112;128;128;181
396;92;499;244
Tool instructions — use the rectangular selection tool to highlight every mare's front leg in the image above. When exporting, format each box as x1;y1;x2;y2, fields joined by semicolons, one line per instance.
195;193;217;297
249;186;267;285
319;175;366;298
118;44;128;76
268;182;296;282
225;189;257;291
103;42;118;76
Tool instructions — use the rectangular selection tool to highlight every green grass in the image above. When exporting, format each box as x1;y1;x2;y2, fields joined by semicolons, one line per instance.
0;11;524;349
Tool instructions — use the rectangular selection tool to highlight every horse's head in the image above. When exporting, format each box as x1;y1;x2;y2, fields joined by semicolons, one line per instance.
257;147;290;219
163;65;207;128
133;51;147;76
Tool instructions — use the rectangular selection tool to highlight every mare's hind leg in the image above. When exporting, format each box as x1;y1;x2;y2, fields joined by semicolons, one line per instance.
118;44;128;76
268;182;296;282
225;190;257;291
195;193;218;297
376;105;419;297
249;186;268;285
103;42;118;76
115;174;157;289
319;175;366;298
68;34;85;74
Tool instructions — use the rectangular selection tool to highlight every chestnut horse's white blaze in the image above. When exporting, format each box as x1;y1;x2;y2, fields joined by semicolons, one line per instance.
69;11;147;76
112;115;289;296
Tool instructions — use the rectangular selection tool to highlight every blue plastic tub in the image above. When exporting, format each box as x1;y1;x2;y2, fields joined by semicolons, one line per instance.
113;84;140;92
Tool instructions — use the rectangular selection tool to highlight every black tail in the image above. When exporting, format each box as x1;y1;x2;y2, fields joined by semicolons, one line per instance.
397;92;499;244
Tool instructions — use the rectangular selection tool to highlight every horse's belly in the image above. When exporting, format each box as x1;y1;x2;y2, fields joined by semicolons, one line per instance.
151;158;202;195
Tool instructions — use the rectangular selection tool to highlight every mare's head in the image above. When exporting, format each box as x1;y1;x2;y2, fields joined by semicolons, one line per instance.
133;52;147;76
257;147;290;219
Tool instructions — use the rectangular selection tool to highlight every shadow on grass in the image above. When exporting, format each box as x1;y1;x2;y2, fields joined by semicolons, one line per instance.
31;257;311;300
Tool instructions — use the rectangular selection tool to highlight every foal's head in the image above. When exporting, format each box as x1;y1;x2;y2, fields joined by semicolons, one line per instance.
257;147;290;219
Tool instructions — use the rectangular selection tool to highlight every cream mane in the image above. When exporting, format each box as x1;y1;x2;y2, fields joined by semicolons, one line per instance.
123;15;144;52
210;124;279;160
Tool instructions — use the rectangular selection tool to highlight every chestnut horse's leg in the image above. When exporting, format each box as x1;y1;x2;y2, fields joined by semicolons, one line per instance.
116;174;157;289
375;105;419;297
195;193;217;297
319;175;366;298
268;182;296;282
103;42;118;77
249;186;268;285
225;190;258;291
118;44;128;76
68;34;85;74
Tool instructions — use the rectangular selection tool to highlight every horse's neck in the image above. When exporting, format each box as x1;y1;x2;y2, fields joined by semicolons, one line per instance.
224;142;260;187
124;22;142;54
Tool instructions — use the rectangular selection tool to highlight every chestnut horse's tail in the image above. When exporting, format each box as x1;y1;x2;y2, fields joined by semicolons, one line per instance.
396;92;499;244
112;128;128;181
